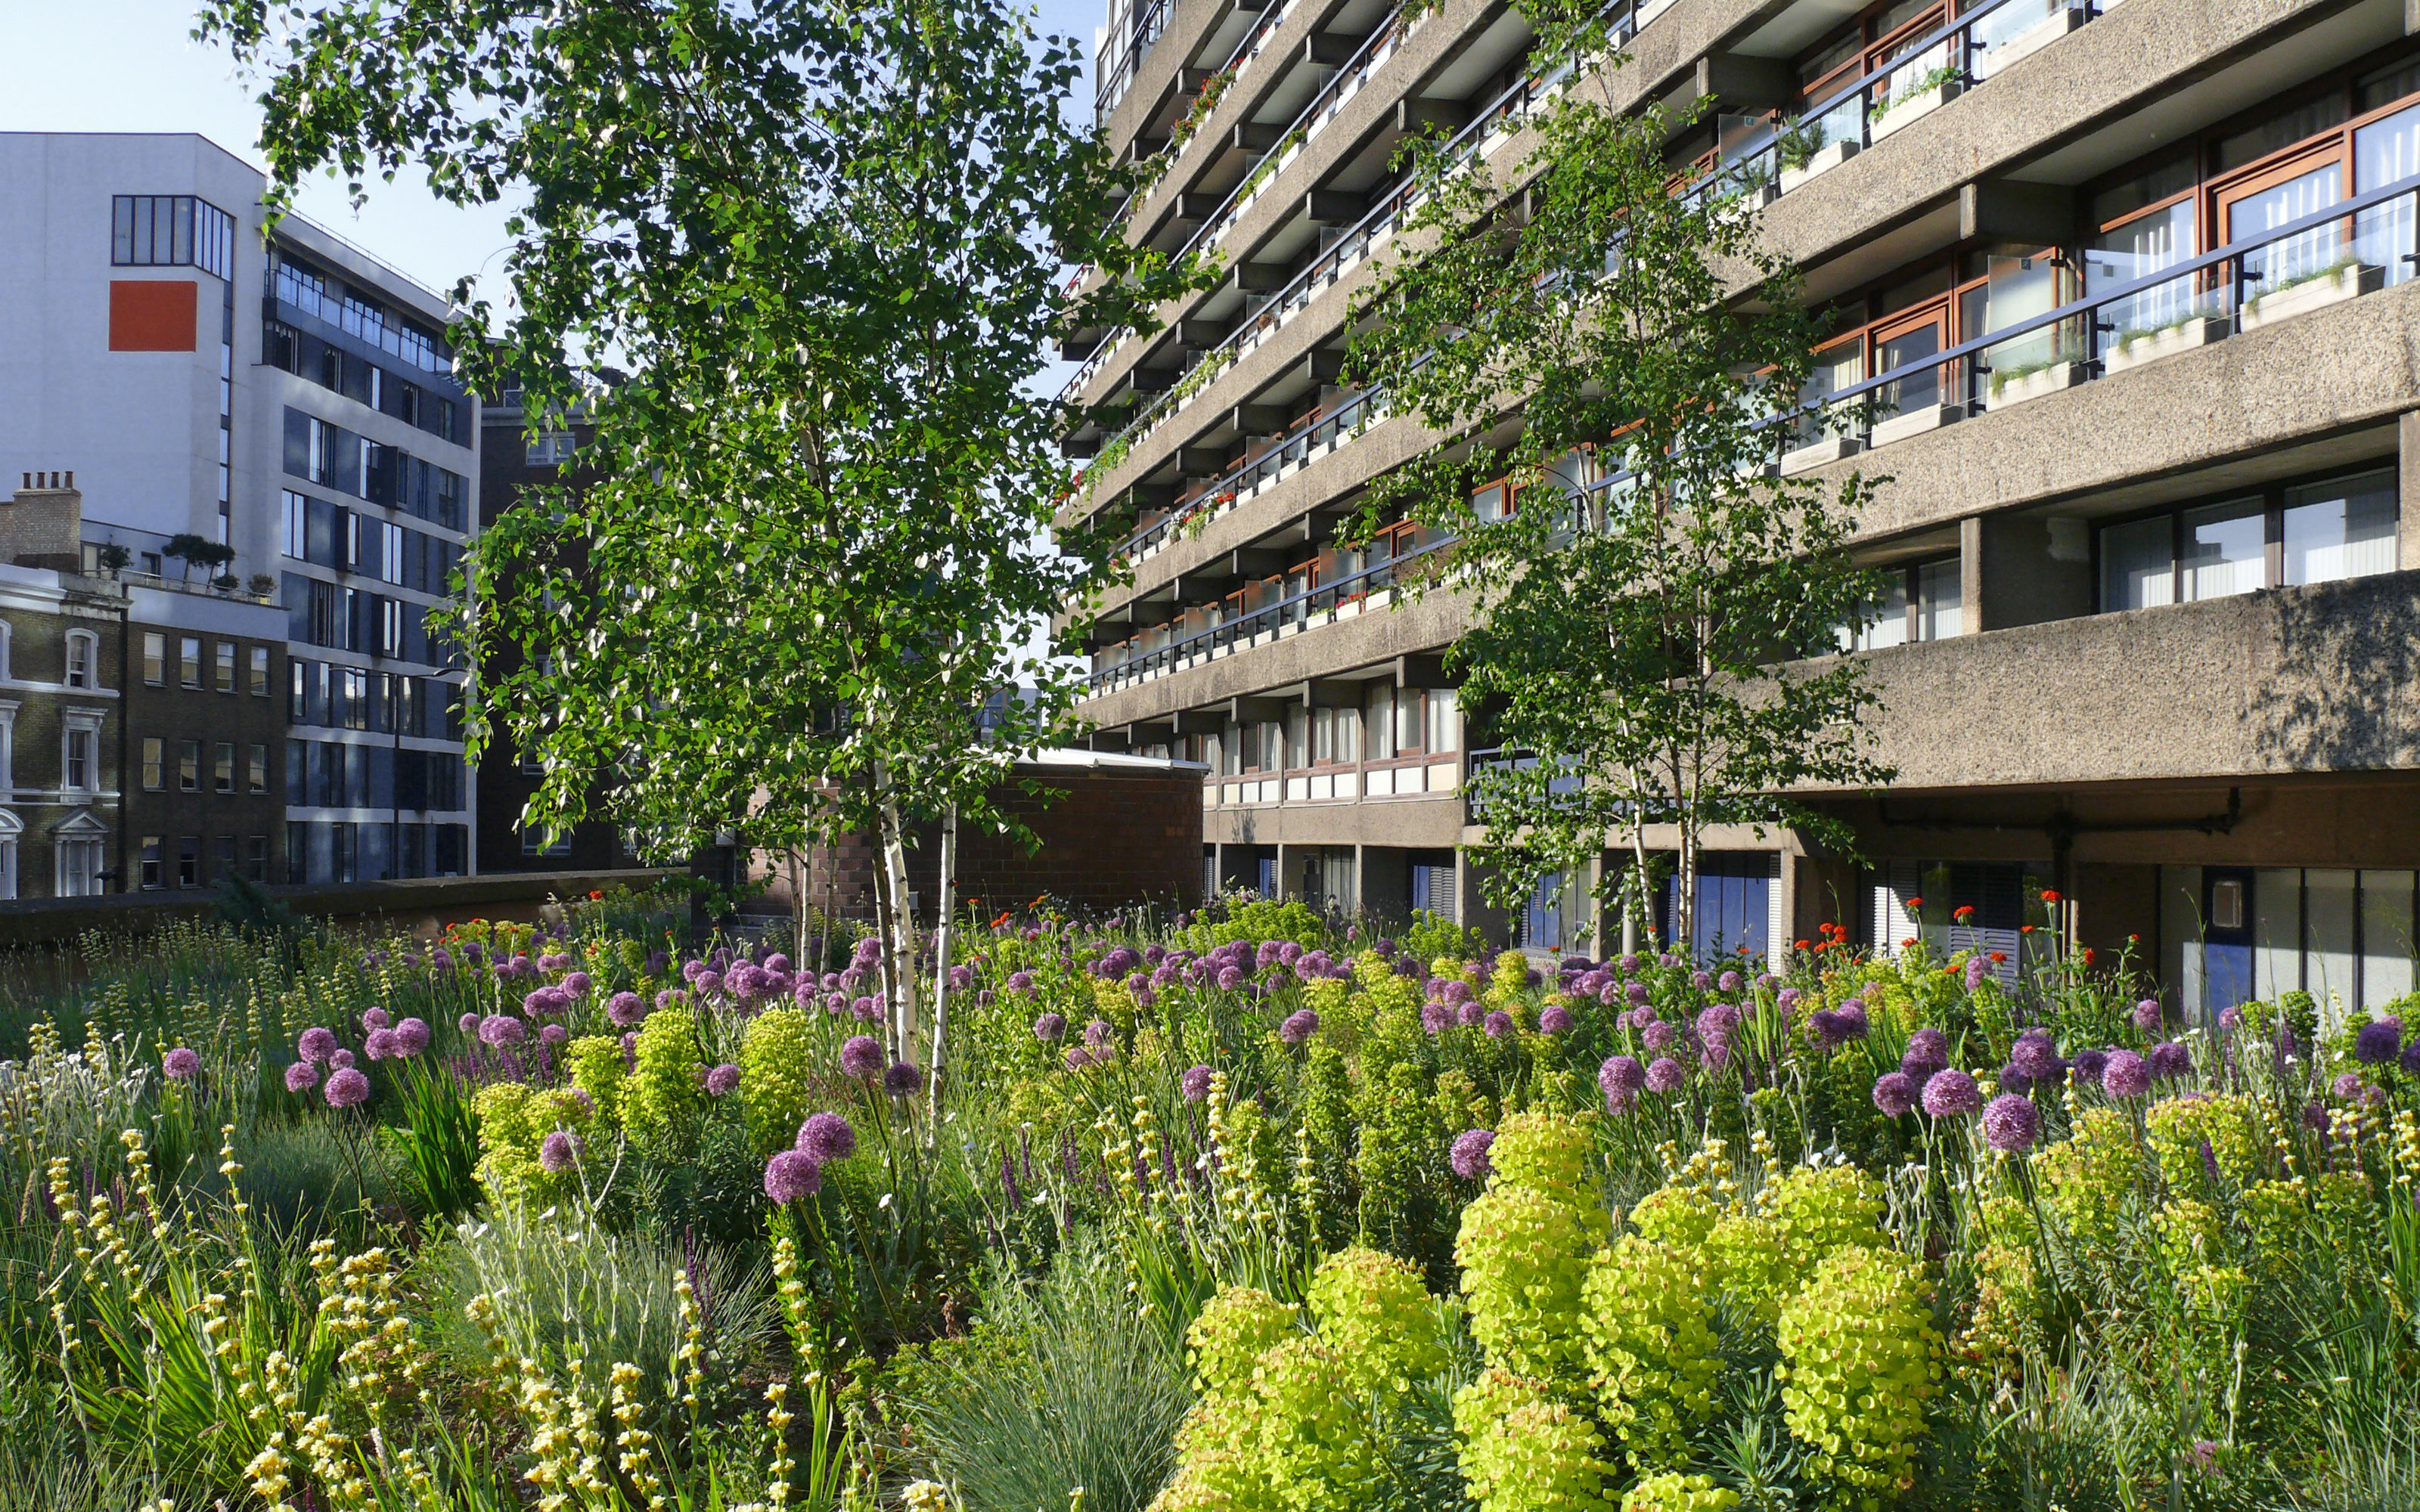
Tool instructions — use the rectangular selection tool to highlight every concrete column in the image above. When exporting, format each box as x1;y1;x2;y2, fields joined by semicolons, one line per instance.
1970;510;2094;632
2400;410;2420;572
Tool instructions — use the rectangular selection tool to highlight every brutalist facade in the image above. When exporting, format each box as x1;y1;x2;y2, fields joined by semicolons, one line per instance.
1063;0;2420;1021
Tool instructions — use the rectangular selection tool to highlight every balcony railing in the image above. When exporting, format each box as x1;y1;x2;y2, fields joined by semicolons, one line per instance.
1463;747;1584;816
1123;383;1389;558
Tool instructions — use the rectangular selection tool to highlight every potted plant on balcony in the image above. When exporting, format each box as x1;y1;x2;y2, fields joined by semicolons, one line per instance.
163;532;235;585
1775;116;1857;195
2238;256;2384;333
1869;63;1961;142
2104;308;2230;374
93;542;130;579
248;573;278;599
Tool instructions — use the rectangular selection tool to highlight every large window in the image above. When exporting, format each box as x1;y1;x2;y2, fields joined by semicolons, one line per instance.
58;834;105;897
112;195;235;280
62;720;99;794
2099;467;2399;612
1848;556;1962;649
65;632;96;690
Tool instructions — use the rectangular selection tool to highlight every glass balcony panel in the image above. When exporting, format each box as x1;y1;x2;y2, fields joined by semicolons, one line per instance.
2229;163;2344;292
2355;102;2420;285
1914;558;1962;640
2086;201;2209;340
2101;516;2173;611
1981;254;2078;383
2180;498;2266;602
2282;469;2397;584
1969;0;2069;82
1878;322;1943;417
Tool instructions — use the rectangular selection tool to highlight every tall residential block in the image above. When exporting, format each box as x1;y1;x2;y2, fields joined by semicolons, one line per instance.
1064;0;2420;1019
0;133;478;885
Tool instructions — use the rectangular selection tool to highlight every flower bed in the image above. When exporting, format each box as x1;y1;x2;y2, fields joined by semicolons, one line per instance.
0;889;2412;1508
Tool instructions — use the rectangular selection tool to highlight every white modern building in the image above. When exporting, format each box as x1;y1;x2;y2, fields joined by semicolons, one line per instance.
0;132;478;881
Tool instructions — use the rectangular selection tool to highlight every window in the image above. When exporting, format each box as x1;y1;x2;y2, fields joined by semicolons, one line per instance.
143;632;166;686
177;838;200;889
179;739;200;792
343;668;370;730
213;835;236;884
180;637;201;689
380;522;405;585
0;705;14;793
250;645;271;696
66;632;96;689
0;621;11;681
246;835;268;883
140;836;164;891
2099;467;2400;612
63;722;98;793
142;738;163;792
286;822;308;884
0;834;15;902
215;742;235;793
215;641;236;692
111;195;235;279
522;825;575;857
284;491;309;558
526;432;577;466
1425;687;1461;754
249;744;268;795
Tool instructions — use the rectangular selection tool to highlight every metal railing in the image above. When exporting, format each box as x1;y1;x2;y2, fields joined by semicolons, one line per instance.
1087;162;2420;692
1122;383;1389;557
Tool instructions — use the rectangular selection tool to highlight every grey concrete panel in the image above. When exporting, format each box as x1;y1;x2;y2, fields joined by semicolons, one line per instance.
1208;796;1466;847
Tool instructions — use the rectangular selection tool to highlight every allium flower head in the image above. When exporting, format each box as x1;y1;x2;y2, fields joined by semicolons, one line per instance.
1646;1057;1686;1093
2009;1030;2061;1082
361;1008;391;1033
1870;1070;1917;1118
2218;1005;2244;1032
2102;1050;2151;1098
840;1036;886;1080
1538;1005;1573;1035
1982;1093;2041;1153
2355;1017;2404;1066
1922;1069;1981;1117
1007;971;1035;995
1483;1010;1515;1040
2073;1047;2109;1084
607;991;647;1028
1600;1055;1646;1108
539;1024;568;1046
706;1064;741;1096
799;1112;858;1163
2301;1099;2330;1130
540;1131;582;1173
2132;998;2164;1032
1216;965;1246;991
330;1049;355;1070
479;1015;526;1048
2146;1041;2192;1080
694;971;723;997
1625;981;1650;1006
1643;1018;1677;1052
1717;970;1742;993
365;1029;401;1061
1182;1064;1215;1101
2403;1040;2420;1077
284;1061;320;1094
1457;1001;1486;1028
1422;1001;1451;1033
1900;1027;1950;1080
763;1150;822;1203
563;971;593;998
1450;1128;1495;1180
885;1062;924;1096
1692;971;1712;991
1084;1019;1112;1048
324;1067;371;1109
393;1018;430;1057
1033;1012;1067;1043
2333;1070;2365;1101
162;1047;200;1080
457;1012;480;1036
1280;1009;1320;1045
298;1027;339;1064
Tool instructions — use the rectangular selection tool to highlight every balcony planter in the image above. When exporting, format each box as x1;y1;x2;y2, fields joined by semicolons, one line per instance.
1779;139;1857;194
1982;6;2084;74
1869;404;1962;448
1870;76;1961;143
2238;262;2384;333
2103;314;2227;375
1988;359;2085;409
1779;435;1862;475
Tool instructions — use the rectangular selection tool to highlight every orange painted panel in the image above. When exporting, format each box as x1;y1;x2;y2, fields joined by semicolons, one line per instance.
108;280;198;352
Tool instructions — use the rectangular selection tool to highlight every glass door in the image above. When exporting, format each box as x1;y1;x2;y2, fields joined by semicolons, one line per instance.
2218;147;2346;303
2202;866;2257;1018
1872;302;1950;421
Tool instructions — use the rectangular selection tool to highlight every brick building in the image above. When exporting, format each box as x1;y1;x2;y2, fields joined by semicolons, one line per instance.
122;584;287;890
0;473;124;897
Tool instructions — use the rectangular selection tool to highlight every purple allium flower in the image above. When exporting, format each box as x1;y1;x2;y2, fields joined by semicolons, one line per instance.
1280;1009;1320;1045
1692;971;1713;991
1216;965;1246;991
695;971;723;997
765;953;792;975
479;1015;526;1048
1922;1069;1981;1117
457;1012;480;1036
324;1067;370;1109
2301;1099;2330;1131
763;1151;822;1203
162;1047;200;1080
1182;1064;1215;1102
1443;980;1475;1005
2333;1071;2365;1101
1982;1093;2041;1153
1646;1057;1686;1093
798;1112;858;1162
2102;1050;2150;1099
365;1028;401;1061
1422;1002;1451;1034
1007;971;1035;996
1901;1027;1950;1080
1084;1019;1112;1048
2147;1041;2192;1080
1064;1046;1094;1072
706;1064;741;1096
2218;1005;2243;1032
1033;1012;1067;1043
1808;1010;1845;1048
1871;1070;1918;1118
361;1008;391;1033
1833;1000;1869;1040
540;1131;582;1173
1450;1128;1496;1180
1601;1055;1646;1106
2126;999;2160;1033
1538;1005;1574;1035
1717;970;1742;993
840;1036;886;1080
2356;1018;2404;1066
393;1018;430;1057
2073;1047;2109;1084
563;971;593;997
284;1061;319;1094
1625;981;1650;1007
523;987;569;1018
607;991;646;1028
298;1027;339;1064
1997;1064;2033;1095
850;996;881;1023
1458;1001;1487;1028
1483;1010;1515;1040
330;1049;355;1070
2009;1030;2061;1082
1618;953;1641;973
2403;1040;2420;1077
1642;1018;1677;1053
885;1062;925;1096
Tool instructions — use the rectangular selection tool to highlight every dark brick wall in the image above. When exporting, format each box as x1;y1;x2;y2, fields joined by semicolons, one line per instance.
754;761;1206;922
122;618;287;889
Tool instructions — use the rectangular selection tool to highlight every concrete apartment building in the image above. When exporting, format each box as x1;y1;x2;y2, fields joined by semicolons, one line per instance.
1063;0;2420;1019
0;133;478;888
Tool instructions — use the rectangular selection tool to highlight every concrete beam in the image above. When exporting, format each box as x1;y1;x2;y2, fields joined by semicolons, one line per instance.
1233;120;1287;152
1233;403;1290;435
1233;259;1295;293
1305;30;1359;65
1395;652;1454;688
1304;189;1364;225
1695;52;1795;113
1959;181;2075;249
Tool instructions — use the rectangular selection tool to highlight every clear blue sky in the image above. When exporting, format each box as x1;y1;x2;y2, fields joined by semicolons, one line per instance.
0;0;1112;310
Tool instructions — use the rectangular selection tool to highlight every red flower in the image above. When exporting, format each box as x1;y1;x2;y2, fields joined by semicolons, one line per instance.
1989;951;2007;963
1901;937;1917;948
2040;889;2063;903
1906;897;1925;909
1953;906;1975;922
2081;947;2096;966
588;889;604;900
1795;939;1811;950
2020;925;2034;934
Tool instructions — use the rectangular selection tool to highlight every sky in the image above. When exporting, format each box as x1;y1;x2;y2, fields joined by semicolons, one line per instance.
0;0;1114;311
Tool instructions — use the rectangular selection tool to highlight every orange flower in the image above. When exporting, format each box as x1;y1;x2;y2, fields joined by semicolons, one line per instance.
2040;889;2063;903
588;889;604;900
2081;947;2096;966
1795;939;1811;950
1989;950;2006;962
1906;897;1925;909
1901;937;1917;948
992;912;1013;928
1953;906;1975;922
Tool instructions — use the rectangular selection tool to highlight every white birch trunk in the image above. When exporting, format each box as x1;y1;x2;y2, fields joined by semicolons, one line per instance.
926;804;957;1137
875;778;920;1062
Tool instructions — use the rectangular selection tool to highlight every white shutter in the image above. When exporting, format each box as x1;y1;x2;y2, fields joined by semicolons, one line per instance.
1765;850;1787;975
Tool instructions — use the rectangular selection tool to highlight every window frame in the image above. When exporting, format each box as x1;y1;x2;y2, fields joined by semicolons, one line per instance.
2093;463;2401;612
64;631;98;690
